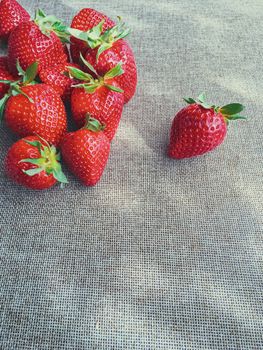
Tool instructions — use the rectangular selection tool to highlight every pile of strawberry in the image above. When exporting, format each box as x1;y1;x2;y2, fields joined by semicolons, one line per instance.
0;0;137;189
0;1;246;191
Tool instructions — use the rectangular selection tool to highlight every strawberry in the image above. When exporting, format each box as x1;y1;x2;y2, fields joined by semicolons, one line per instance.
0;0;30;40
39;62;80;102
61;117;110;186
0;62;67;146
0;56;16;99
68;55;124;141
7;9;69;75
5;136;68;190
0;56;10;71
70;8;115;63
69;18;137;104
168;94;246;159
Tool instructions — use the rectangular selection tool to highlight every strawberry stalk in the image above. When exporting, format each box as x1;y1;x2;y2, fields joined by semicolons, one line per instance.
67;53;124;93
20;136;68;184
35;9;70;43
96;17;131;60
184;93;247;124
68;17;131;60
82;115;106;132
68;21;105;51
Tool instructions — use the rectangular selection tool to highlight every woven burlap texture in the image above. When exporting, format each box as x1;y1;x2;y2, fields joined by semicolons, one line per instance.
0;0;262;349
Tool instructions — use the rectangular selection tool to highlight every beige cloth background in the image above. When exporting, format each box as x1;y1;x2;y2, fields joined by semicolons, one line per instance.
0;0;262;349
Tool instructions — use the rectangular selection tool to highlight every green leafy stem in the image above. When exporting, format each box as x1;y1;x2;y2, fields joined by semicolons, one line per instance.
67;53;124;94
68;17;131;61
35;9;70;43
184;93;247;122
20;135;68;185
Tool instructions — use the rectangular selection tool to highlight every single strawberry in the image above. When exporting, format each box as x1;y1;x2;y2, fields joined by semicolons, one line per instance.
70;8;115;63
0;0;30;40
168;94;246;159
61;117;110;186
69;18;137;104
0;56;16;99
7;9;69;75
0;61;67;146
39;62;80;102
5;135;68;190
68;55;124;141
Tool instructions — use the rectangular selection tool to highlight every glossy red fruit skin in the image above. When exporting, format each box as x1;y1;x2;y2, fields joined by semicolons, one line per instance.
7;21;68;75
5;136;57;190
0;56;9;70
168;104;227;159
84;39;137;104
39;63;80;102
0;56;16;98
0;0;30;40
70;8;115;63
71;82;124;141
61;129;110;186
5;84;67;146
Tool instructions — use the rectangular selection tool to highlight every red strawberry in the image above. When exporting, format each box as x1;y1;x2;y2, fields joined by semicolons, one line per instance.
168;94;246;159
5;136;68;190
5;84;67;145
0;56;16;99
39;62;80;102
61;117;110;186
0;62;67;146
7;9;69;75
0;0;30;40
85;41;137;104
68;56;124;141
69;18;137;104
70;8;115;63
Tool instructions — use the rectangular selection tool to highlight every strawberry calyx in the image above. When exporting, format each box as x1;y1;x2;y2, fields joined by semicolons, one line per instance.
95;17;131;60
0;61;39;121
184;93;247;123
20;136;68;184
68;20;105;51
68;17;131;61
68;53;124;94
35;9;70;43
82;115;105;132
16;61;39;86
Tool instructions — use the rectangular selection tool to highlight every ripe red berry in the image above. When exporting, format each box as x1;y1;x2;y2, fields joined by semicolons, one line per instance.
84;39;137;104
70;8;115;63
0;0;30;40
168;94;246;159
69;18;137;104
5;84;67;145
7;9;69;75
5;136;68;190
68;57;124;141
61;117;110;186
0;62;67;146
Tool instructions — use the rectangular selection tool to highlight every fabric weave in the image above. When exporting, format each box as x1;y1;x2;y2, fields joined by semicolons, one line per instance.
0;1;262;349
